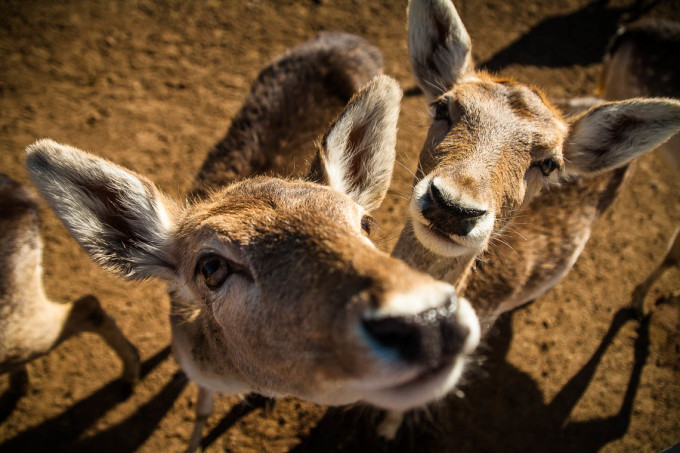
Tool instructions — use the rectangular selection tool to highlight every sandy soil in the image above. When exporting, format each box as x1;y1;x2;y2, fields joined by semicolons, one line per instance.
1;0;679;452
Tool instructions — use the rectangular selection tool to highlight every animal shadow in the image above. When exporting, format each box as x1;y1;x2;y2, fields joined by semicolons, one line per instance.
481;0;660;71
289;307;649;452
0;345;176;453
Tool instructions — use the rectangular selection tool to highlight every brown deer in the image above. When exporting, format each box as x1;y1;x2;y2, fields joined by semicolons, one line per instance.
597;18;680;315
24;32;480;452
0;174;139;396
378;0;680;438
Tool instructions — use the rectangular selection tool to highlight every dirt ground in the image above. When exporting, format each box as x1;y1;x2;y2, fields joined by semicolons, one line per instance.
1;0;679;452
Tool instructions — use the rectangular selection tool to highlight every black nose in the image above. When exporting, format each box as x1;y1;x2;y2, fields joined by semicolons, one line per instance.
362;297;470;367
422;179;486;236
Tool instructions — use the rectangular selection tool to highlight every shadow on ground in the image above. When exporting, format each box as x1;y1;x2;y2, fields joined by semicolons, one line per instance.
481;0;659;72
0;346;183;453
287;307;649;453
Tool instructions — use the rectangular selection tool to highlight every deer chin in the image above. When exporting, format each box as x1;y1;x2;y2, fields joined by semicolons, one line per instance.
411;218;488;258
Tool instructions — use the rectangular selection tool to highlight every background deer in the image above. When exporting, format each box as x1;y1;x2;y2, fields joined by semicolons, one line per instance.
377;0;680;439
597;18;680;315
394;0;680;330
24;33;480;452
0;174;139;396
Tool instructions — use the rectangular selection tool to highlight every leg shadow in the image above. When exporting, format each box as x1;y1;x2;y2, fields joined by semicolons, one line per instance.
0;345;171;452
72;370;188;452
199;393;272;450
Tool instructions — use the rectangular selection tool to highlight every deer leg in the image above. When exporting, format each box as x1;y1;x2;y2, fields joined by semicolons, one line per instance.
186;385;214;453
9;365;29;396
631;227;680;317
62;295;140;385
377;410;404;440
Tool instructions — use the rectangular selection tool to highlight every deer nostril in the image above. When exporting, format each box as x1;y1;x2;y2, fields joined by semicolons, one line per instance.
362;296;467;365
362;317;422;362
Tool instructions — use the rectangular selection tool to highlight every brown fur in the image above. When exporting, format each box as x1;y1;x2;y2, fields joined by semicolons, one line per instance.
395;0;680;332
191;32;383;198
26;34;480;453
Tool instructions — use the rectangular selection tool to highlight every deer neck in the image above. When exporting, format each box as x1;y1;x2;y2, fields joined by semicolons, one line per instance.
392;219;477;288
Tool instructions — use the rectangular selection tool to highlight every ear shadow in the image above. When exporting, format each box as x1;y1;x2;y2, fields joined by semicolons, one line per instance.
403;86;424;98
0;381;24;426
0;346;171;452
480;0;660;71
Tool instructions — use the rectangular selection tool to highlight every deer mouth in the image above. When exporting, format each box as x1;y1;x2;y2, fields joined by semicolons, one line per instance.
363;357;466;410
411;218;476;257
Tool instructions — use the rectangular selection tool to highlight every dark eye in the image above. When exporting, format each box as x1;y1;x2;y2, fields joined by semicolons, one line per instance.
538;158;560;176
433;99;450;121
195;253;231;290
361;215;378;237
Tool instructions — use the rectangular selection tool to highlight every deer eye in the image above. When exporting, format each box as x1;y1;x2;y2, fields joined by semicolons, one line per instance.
538;158;561;176
196;253;231;290
432;99;450;122
361;215;378;237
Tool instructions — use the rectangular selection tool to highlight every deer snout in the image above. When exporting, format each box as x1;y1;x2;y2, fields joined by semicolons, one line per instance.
422;178;487;237
361;295;470;367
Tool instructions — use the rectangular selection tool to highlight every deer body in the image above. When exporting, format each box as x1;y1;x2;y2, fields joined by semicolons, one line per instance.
599;18;680;313
25;32;480;452
0;174;139;393
377;1;680;439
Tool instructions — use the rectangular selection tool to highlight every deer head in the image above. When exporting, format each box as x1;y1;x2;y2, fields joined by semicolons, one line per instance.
402;0;680;264
25;76;480;411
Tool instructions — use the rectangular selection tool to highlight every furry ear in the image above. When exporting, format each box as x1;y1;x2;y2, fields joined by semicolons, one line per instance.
564;98;680;176
408;0;473;101
25;139;178;280
308;75;402;212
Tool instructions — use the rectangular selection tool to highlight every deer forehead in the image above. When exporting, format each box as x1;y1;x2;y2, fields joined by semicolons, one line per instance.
430;74;568;170
174;178;369;267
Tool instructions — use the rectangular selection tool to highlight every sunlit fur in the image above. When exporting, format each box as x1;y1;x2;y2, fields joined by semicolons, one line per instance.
396;0;680;325
25;33;480;453
382;2;680;439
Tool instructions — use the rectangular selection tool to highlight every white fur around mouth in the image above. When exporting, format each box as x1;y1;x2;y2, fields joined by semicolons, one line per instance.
363;358;465;410
412;218;476;257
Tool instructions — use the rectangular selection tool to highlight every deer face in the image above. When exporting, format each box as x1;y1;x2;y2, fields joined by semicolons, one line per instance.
405;0;680;260
168;177;479;407
25;76;481;411
410;76;567;257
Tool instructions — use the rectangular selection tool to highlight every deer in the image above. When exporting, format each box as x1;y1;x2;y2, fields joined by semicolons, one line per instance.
0;174;140;397
377;0;680;439
24;32;480;453
597;18;680;316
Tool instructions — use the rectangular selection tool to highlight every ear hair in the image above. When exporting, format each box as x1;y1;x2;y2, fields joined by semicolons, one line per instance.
25;139;179;280
564;98;680;176
309;75;402;212
408;0;473;101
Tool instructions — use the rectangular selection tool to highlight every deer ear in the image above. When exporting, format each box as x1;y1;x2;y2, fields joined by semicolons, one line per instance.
25;139;179;281
408;0;473;101
564;98;680;176
308;75;402;212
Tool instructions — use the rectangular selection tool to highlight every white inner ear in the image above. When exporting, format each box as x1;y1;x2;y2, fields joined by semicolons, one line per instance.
322;77;401;212
566;99;680;175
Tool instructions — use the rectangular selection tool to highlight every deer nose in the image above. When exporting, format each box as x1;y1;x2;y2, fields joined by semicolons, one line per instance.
361;296;470;367
422;178;487;236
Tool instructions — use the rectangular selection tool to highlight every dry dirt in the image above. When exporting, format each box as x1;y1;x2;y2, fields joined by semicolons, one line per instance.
1;0;679;452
